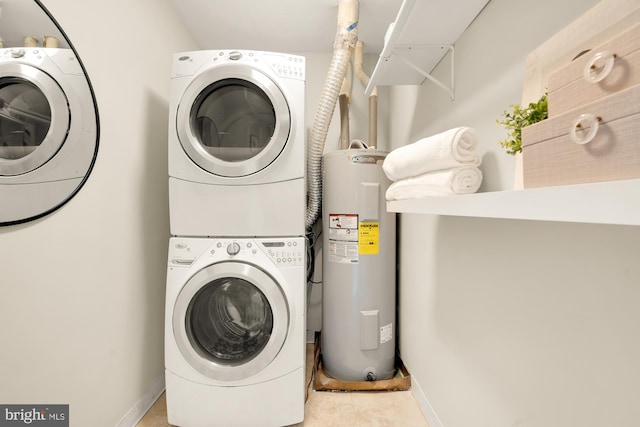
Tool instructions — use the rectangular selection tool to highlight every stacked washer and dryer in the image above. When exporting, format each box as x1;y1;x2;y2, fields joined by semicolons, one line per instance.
165;50;307;427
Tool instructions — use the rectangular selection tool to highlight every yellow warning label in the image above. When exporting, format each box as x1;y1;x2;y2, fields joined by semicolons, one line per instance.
358;222;379;255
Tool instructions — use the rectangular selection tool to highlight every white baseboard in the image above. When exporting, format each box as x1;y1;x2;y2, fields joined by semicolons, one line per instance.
116;375;165;427
410;376;444;427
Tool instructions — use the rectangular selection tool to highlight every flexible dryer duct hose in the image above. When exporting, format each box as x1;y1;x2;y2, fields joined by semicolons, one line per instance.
305;0;359;230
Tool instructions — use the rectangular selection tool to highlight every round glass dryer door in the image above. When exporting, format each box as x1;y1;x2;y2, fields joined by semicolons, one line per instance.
173;261;289;381
0;65;70;176
176;65;291;177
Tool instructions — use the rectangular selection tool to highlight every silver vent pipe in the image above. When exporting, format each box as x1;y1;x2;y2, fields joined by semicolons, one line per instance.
305;0;359;230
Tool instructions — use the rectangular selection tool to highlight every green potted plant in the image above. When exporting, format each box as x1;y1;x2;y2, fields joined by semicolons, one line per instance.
497;93;548;155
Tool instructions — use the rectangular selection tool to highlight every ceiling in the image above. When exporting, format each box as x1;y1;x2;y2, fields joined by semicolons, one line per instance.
167;0;404;54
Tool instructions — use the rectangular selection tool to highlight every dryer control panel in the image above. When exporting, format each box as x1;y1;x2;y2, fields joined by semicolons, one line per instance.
266;54;305;80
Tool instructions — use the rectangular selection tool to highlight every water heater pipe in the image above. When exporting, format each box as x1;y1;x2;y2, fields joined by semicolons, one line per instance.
305;0;359;230
338;63;353;150
339;94;350;150
354;40;377;148
368;95;378;148
339;61;352;150
341;60;353;98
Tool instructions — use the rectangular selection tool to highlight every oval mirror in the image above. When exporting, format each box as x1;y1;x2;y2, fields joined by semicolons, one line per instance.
0;0;99;226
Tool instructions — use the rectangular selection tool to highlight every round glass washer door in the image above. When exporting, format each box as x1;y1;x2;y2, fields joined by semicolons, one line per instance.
173;261;289;381
176;64;291;177
0;64;70;176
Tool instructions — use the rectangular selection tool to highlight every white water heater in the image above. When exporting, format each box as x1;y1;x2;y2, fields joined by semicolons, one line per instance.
321;147;396;381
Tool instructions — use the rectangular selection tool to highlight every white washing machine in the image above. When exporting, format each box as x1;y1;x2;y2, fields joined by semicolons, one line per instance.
0;47;98;225
169;50;305;237
165;236;306;427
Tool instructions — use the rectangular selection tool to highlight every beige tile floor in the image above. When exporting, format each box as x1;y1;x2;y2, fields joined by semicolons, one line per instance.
137;345;429;427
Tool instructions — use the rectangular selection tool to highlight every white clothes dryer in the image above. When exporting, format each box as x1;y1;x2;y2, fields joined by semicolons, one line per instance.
169;50;305;237
0;48;98;225
165;236;306;427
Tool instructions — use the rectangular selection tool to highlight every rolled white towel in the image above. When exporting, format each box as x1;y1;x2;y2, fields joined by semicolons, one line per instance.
382;127;481;181
385;167;483;201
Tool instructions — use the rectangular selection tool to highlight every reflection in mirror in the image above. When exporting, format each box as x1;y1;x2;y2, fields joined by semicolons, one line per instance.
0;0;99;226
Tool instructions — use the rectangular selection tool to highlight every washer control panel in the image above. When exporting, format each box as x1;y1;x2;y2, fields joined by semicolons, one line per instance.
260;239;304;267
168;237;305;267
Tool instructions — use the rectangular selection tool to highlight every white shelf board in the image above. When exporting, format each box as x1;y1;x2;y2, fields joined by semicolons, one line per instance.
386;179;640;226
365;0;490;95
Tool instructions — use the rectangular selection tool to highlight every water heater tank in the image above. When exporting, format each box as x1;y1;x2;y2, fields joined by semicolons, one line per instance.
321;147;396;381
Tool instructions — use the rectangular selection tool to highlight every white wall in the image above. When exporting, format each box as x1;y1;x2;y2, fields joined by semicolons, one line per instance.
392;0;640;426
0;1;199;426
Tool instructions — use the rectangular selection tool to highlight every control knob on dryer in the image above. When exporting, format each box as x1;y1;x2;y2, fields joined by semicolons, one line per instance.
226;242;241;256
